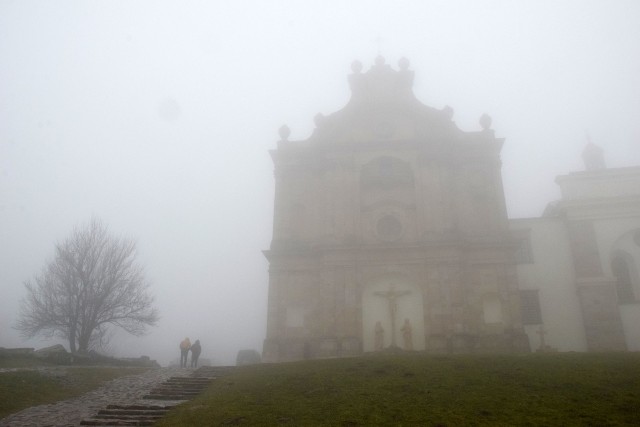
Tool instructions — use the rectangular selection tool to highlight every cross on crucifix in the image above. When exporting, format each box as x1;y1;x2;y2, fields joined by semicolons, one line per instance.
374;284;411;347
536;324;547;352
373;36;383;55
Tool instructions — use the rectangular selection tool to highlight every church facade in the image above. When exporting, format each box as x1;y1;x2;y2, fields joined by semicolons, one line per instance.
262;57;640;362
512;157;640;353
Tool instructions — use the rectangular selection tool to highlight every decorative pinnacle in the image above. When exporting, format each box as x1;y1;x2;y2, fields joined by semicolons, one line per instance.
278;125;290;141
582;135;606;170
351;60;363;74
479;114;492;130
398;57;410;71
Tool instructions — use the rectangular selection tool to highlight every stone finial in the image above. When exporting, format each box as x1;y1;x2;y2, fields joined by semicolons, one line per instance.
351;60;363;74
278;125;290;141
479;114;492;131
398;57;410;71
582;137;606;170
374;55;386;66
442;105;454;120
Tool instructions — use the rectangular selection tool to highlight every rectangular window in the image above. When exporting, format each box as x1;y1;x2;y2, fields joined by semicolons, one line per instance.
520;289;542;325
515;236;533;264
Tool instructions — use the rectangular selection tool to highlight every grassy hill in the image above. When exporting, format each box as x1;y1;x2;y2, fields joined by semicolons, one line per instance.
158;352;640;426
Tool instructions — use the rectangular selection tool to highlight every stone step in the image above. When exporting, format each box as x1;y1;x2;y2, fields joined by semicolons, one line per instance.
147;388;203;393
142;394;192;400
164;379;212;383
105;404;173;410
97;409;169;416
146;386;208;394
150;386;207;391
80;419;155;426
151;383;211;388
145;390;200;400
80;404;175;426
88;414;164;421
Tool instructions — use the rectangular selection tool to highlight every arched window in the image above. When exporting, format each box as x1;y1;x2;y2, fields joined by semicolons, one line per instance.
609;230;640;304
612;254;636;303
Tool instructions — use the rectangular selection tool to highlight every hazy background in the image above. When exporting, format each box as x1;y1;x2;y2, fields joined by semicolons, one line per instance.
1;1;639;366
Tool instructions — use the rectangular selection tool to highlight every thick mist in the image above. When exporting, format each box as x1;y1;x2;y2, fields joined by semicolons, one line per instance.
1;1;639;365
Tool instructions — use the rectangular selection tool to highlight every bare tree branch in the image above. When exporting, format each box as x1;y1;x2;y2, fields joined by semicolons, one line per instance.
14;217;159;353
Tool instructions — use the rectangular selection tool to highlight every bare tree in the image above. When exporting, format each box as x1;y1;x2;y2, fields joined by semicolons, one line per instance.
15;218;159;353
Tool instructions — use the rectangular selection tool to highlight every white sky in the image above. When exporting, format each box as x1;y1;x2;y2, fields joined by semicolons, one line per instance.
1;0;639;365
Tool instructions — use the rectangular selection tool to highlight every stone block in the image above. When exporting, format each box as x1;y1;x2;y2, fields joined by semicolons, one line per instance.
236;349;262;366
34;344;67;358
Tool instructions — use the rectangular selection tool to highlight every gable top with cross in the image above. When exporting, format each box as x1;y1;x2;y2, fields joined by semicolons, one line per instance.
279;56;501;149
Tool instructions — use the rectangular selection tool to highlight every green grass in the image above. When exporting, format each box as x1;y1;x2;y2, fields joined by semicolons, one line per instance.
158;352;640;426
0;356;56;369
0;365;150;419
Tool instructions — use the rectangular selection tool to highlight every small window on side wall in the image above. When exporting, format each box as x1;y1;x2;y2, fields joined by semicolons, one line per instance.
520;289;542;325
612;254;636;303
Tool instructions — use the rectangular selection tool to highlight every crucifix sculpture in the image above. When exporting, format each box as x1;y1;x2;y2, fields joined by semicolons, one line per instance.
374;284;411;347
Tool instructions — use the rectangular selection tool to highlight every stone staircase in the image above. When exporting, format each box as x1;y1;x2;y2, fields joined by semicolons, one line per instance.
143;375;214;400
79;366;230;426
78;405;171;426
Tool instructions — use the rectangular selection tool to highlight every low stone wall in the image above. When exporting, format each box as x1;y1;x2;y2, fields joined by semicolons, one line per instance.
0;346;159;367
0;347;35;357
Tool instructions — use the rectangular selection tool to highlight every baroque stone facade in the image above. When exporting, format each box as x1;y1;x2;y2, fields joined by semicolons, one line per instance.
262;57;529;362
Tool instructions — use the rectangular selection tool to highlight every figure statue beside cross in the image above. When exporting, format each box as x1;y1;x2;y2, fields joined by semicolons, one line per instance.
536;324;548;352
374;284;411;348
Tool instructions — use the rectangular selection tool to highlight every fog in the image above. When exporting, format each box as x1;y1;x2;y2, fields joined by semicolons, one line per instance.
1;1;639;366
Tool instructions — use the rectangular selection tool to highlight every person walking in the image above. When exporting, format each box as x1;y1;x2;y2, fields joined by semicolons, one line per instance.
190;339;202;368
179;337;191;368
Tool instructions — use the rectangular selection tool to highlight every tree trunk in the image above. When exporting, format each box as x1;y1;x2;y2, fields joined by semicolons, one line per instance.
69;325;77;353
78;335;90;353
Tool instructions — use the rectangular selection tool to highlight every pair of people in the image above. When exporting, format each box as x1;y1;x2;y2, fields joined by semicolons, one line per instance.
179;337;202;368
